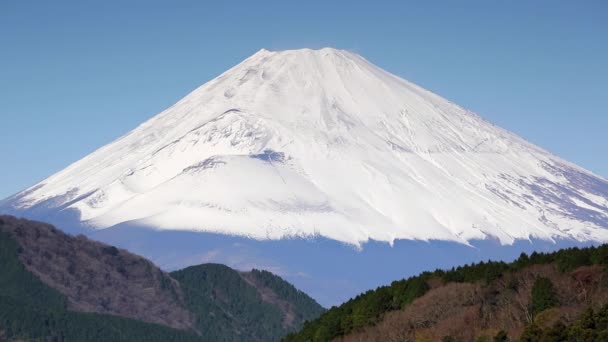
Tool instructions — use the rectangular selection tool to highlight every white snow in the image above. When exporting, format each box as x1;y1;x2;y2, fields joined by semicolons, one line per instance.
10;47;608;246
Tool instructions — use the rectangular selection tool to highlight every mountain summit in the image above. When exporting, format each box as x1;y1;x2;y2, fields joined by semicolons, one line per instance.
3;48;608;246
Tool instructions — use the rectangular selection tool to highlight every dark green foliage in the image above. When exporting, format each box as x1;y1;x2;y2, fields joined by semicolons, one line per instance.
250;269;325;323
0;215;324;342
591;245;608;266
556;247;591;272
567;307;597;340
0;231;65;311
0;231;201;342
283;275;431;342
285;244;608;341
520;245;608;274
0;298;202;342
520;304;608;341
441;260;509;284
391;276;430;309
531;277;557;316
513;252;530;269
171;264;323;342
173;263;284;341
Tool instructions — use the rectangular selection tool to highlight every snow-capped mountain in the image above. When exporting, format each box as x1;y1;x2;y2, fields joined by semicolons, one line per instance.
3;48;608;246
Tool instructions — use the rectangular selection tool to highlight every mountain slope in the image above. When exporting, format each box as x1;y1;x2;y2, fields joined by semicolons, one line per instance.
0;216;324;341
0;219;201;342
284;244;608;341
0;215;194;331
172;264;325;342
2;47;607;246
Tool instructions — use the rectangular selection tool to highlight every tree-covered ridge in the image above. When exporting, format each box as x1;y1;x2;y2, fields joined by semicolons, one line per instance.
283;273;431;341
249;269;326;324
0;216;325;342
0;215;194;330
0;230;201;342
172;263;285;342
284;244;608;341
170;264;325;342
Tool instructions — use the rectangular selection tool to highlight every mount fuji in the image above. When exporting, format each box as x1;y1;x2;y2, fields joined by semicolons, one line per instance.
2;48;608;305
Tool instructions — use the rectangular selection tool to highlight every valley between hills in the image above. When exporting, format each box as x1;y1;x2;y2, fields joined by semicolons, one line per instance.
3;215;608;341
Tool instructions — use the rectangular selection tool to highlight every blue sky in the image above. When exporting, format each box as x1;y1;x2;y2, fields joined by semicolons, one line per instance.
1;1;606;199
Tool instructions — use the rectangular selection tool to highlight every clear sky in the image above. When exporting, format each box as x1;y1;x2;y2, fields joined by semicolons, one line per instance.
1;1;606;199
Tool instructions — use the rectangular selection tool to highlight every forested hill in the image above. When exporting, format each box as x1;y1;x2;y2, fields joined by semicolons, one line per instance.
0;215;324;341
285;243;608;341
171;264;326;341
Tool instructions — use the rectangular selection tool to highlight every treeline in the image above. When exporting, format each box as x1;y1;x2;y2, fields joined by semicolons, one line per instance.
0;231;201;342
284;244;608;341
285;276;430;341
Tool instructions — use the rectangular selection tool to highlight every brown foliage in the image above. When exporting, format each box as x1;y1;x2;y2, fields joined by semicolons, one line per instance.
0;216;196;331
337;263;608;342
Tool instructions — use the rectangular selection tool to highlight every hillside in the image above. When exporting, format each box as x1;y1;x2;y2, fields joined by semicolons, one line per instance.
0;216;324;341
172;265;326;342
285;244;608;341
0;218;200;342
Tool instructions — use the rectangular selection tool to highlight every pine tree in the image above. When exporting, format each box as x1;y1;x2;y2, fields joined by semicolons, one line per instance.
530;277;557;316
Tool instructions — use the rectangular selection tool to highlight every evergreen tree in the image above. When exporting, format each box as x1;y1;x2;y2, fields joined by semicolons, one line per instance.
530;277;557;316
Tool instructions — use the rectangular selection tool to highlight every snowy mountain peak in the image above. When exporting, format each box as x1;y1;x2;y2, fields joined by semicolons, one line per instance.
4;48;608;246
